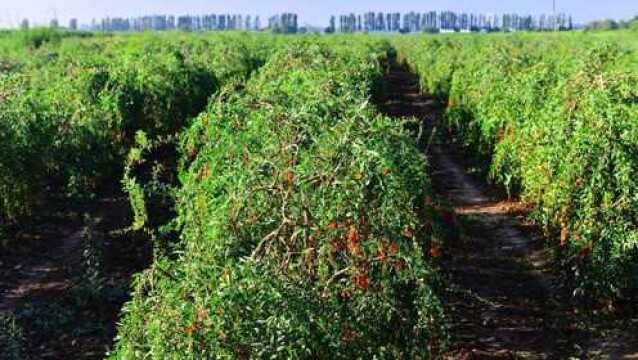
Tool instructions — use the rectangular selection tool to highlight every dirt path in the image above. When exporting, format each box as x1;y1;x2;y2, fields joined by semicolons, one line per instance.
0;196;151;359
0;199;114;314
380;64;597;359
0;229;84;313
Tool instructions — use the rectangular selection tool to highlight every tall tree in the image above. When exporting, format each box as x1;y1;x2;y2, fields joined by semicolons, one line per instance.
254;16;261;30
377;12;385;32
326;15;336;33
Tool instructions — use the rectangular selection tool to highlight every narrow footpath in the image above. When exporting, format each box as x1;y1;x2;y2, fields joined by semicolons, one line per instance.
379;63;615;359
0;196;151;359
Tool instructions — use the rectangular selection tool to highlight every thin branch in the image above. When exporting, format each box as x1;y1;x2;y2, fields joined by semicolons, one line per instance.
326;267;351;285
250;220;290;261
424;126;438;154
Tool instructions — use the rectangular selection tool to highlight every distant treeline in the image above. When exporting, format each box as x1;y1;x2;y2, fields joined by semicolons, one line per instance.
18;13;301;34
327;11;574;33
16;11;638;35
96;14;270;32
586;16;638;31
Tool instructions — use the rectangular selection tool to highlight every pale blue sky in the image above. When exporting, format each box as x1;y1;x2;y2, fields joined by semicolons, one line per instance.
1;0;637;28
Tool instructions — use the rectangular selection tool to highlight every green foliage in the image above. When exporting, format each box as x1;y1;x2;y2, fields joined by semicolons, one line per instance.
0;312;26;360
124;132;152;232
75;213;107;303
586;16;638;32
587;19;621;31
0;32;278;235
396;33;638;302
20;28;80;48
0;222;8;249
111;40;447;358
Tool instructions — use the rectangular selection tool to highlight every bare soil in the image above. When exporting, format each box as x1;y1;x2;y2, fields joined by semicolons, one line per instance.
0;195;152;359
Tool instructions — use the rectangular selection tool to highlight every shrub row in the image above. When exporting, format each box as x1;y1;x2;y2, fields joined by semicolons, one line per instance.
111;39;447;358
395;33;638;303
0;33;276;230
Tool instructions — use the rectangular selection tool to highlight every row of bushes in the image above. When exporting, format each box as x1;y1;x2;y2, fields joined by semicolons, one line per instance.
111;39;448;358
0;32;277;234
395;32;638;303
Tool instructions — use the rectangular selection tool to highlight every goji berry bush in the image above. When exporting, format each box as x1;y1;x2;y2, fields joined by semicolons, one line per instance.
395;32;638;305
111;39;447;358
0;32;278;239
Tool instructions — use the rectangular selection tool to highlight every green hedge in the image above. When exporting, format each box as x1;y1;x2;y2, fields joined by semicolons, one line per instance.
395;32;638;303
0;33;275;229
111;40;447;358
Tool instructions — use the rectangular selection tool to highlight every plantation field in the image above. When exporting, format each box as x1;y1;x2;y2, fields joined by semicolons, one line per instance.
394;30;638;303
0;29;637;358
1;30;279;230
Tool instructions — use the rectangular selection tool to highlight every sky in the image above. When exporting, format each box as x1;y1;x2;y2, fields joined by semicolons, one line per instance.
1;0;637;28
